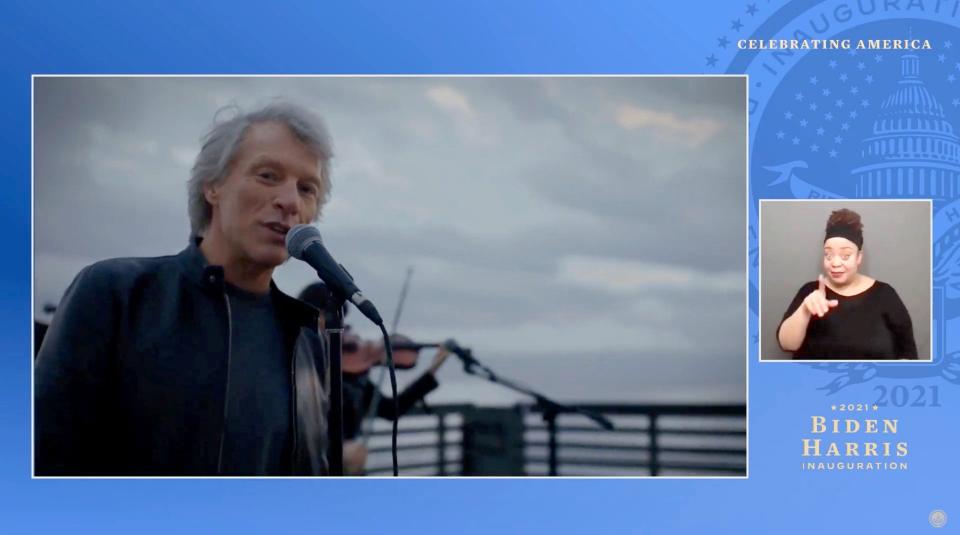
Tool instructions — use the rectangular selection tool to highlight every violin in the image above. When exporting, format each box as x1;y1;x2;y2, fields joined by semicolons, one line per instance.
341;330;427;374
307;273;441;374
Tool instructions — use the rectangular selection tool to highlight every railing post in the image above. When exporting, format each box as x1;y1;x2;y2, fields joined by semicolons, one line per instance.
437;413;447;476
649;412;659;476
462;407;524;475
546;412;558;477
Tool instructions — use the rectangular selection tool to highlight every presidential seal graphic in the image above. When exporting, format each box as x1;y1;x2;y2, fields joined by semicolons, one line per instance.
707;1;960;389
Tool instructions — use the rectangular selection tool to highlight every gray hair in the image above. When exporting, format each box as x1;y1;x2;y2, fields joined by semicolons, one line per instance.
187;101;334;236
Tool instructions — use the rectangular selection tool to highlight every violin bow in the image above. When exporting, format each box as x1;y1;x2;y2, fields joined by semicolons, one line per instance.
361;266;414;444
390;266;414;333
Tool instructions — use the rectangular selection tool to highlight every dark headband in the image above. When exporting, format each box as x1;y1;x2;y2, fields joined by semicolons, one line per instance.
824;224;863;249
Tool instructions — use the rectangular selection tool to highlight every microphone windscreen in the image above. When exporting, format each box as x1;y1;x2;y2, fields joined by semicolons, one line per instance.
286;224;323;259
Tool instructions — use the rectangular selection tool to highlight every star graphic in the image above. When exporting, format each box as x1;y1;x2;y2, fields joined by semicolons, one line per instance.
848;49;857;56
840;123;849;131
850;110;859;119
829;149;838;158
953;98;960;107
834;135;844;143
872;404;879;410
874;54;883;62
718;36;730;49
784;111;794;119
939;53;947;63
857;61;866;70
865;74;874;84
956;62;960;71
861;99;870;107
731;18;743;31
706;54;718;67
950;74;957;83
946;40;954;49
824;112;833;121
810;144;820;152
850;86;860;95
809;76;819;85
839;73;848;82
792;137;800;145
809;103;818;111
829;60;837;68
799;119;809;127
822;88;831;96
835;99;844;107
746;3;759;15
831;405;837;410
795;92;804;101
776;130;785;139
816;127;825;135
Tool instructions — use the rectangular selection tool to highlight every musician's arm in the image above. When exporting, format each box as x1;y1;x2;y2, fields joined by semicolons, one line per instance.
375;372;439;421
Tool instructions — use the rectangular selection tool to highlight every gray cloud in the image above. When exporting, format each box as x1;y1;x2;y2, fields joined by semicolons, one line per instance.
34;76;746;402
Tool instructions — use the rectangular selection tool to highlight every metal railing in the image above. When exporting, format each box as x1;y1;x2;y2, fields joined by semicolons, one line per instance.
364;403;746;476
365;403;472;476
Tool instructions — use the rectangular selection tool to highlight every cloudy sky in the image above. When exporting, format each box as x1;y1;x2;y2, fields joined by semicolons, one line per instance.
34;77;746;404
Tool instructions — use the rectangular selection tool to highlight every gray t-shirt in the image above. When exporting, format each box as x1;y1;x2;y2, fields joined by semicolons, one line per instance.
219;284;292;475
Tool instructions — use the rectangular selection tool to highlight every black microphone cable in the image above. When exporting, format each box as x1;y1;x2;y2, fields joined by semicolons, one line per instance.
377;323;400;476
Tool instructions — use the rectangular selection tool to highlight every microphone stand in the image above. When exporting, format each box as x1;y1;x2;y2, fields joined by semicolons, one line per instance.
453;346;614;432
322;292;346;476
454;346;612;476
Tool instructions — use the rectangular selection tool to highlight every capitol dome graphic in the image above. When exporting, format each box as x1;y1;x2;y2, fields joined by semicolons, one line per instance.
852;54;960;201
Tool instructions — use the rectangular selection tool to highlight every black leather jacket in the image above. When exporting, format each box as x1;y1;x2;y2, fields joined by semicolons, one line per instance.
35;239;330;476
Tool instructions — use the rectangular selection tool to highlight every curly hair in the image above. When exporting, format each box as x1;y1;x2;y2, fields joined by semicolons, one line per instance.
824;208;864;249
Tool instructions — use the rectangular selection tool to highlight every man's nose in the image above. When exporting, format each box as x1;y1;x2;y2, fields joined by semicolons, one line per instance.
273;179;301;216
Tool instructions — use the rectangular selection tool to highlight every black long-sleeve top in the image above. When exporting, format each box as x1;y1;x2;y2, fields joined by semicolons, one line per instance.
778;280;918;360
341;371;439;440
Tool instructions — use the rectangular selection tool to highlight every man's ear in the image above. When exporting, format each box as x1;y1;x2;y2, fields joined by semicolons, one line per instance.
203;182;220;207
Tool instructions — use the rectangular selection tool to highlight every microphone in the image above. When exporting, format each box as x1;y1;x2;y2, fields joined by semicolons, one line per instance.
443;338;480;367
286;224;384;326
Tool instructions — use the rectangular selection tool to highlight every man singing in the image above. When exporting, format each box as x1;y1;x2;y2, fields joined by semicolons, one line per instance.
35;102;334;476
